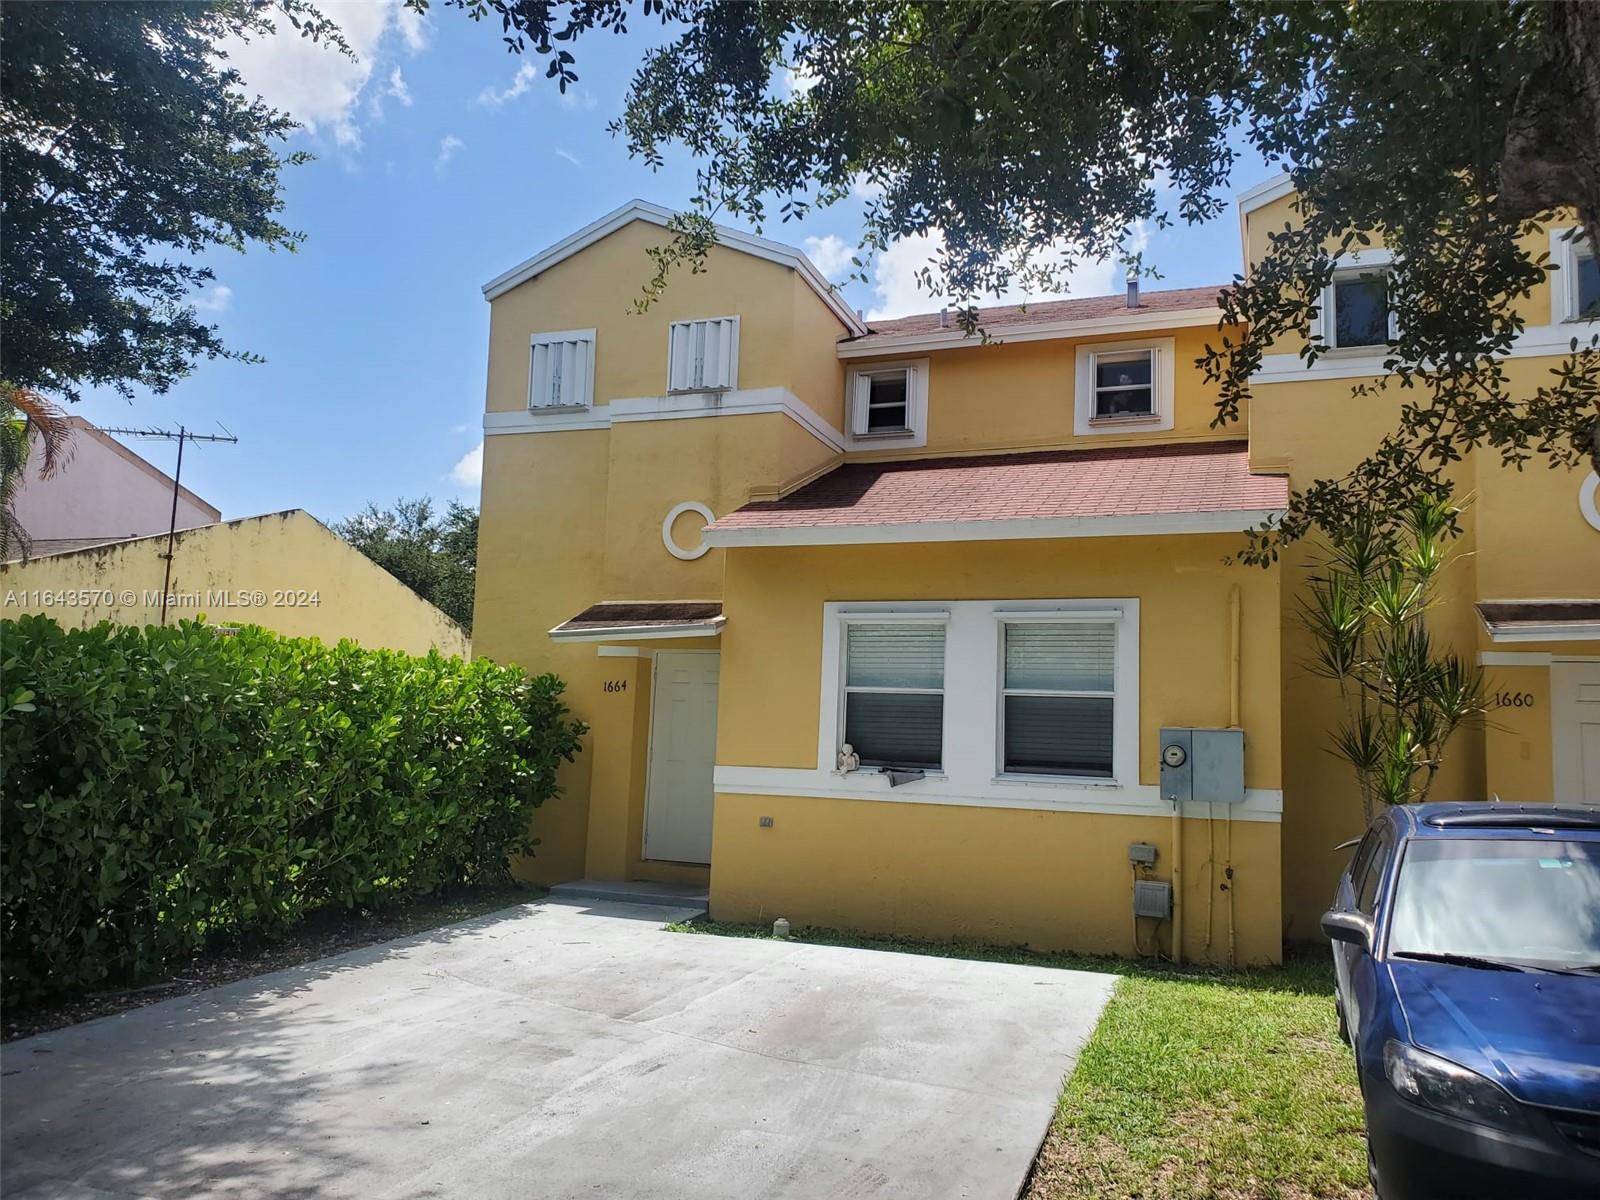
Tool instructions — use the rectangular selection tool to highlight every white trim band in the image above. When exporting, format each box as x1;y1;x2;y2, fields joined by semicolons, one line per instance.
548;619;725;643
483;386;846;453
712;765;1283;822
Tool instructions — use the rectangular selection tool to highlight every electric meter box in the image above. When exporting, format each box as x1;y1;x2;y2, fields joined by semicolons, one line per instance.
1159;727;1246;806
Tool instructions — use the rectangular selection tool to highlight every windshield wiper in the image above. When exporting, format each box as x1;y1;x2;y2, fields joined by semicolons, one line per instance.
1391;950;1546;973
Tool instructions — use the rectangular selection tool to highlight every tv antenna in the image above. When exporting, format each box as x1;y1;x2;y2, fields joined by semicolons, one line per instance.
96;424;239;625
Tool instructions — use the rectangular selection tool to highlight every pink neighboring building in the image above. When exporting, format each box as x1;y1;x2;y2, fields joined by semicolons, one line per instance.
11;416;220;558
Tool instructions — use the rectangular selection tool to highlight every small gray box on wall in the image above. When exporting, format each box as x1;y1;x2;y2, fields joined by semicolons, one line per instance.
1133;879;1173;920
1192;727;1246;805
1159;726;1246;806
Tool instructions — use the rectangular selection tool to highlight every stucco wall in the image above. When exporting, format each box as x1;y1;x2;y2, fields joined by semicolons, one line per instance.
0;509;468;658
709;535;1284;964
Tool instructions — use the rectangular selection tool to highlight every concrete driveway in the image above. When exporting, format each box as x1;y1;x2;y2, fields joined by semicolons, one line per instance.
1;898;1114;1200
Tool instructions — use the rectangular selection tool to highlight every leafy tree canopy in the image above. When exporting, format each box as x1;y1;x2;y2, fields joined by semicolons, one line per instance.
0;0;344;403
335;498;478;632
422;0;1600;559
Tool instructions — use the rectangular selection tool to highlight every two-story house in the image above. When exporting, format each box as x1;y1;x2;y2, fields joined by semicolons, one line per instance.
472;182;1600;964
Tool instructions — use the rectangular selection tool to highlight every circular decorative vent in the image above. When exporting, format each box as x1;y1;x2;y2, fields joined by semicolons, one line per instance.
662;501;716;560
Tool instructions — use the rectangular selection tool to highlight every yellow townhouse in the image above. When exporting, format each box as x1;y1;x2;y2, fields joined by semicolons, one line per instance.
472;182;1600;964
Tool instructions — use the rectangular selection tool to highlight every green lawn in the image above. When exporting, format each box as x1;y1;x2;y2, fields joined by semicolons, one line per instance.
669;921;1368;1200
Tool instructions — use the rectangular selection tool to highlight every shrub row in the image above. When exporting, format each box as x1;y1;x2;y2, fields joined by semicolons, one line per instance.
0;615;584;1003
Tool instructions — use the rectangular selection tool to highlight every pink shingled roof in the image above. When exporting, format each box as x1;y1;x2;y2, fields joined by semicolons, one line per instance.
707;441;1286;532
846;285;1228;347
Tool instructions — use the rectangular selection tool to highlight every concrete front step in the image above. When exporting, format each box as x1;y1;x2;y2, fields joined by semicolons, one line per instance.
547;878;709;915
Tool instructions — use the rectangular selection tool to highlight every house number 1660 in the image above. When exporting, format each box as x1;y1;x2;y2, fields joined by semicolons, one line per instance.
603;680;628;693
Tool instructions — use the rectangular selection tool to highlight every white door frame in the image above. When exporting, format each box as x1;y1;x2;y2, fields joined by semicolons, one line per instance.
642;648;720;864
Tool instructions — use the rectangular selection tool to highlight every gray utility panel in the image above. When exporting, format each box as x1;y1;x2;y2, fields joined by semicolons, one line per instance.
1159;727;1246;806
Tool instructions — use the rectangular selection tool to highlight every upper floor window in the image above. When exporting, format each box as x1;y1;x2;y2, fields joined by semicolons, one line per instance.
1552;228;1599;324
842;619;946;770
668;316;740;392
1315;249;1396;351
845;359;929;448
1091;350;1155;419
529;329;596;410
1329;270;1392;348
1073;338;1174;436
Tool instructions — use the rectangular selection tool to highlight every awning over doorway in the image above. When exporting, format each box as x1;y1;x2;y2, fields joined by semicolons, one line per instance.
1475;600;1600;644
548;600;724;643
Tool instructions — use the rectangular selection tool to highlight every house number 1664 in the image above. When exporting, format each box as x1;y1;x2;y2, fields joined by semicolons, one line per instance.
603;680;628;693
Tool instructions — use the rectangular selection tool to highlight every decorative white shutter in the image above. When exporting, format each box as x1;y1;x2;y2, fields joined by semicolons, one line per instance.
528;331;594;410
668;317;739;391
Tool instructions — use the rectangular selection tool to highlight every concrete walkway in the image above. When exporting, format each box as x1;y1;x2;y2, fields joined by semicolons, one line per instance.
1;898;1114;1200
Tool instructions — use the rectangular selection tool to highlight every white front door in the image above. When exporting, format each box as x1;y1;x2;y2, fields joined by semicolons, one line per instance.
1553;662;1600;803
644;651;720;863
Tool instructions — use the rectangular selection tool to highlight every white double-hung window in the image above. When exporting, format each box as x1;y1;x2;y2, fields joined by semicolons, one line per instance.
841;619;946;770
1316;250;1397;350
528;329;596;410
999;618;1117;778
1551;228;1600;324
1073;339;1174;435
844;359;929;448
667;316;740;392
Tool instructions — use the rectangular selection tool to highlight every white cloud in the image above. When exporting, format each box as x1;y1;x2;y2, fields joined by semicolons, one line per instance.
554;147;581;167
370;66;411;116
802;234;854;279
477;62;537;107
395;4;429;52
219;0;423;150
434;134;464;175
558;87;598;112
449;442;484;488
192;284;233;313
864;227;1147;321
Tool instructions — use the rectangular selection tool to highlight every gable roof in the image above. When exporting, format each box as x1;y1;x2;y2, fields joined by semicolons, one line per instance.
481;199;869;337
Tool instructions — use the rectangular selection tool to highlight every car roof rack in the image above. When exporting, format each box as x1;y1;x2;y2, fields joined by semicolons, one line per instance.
1424;805;1600;829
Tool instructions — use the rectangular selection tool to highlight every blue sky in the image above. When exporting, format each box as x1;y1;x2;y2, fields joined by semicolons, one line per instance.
72;1;1272;526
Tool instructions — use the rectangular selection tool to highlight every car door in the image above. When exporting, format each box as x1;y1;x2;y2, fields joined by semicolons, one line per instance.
1333;829;1379;1009
1344;822;1395;1041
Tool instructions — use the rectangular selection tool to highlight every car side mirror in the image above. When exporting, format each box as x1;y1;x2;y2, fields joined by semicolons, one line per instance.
1321;909;1374;951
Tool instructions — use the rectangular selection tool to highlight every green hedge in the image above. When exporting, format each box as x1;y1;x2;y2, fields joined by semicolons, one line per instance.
0;615;584;1003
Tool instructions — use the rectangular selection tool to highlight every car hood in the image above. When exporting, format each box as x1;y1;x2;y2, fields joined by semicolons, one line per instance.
1389;960;1600;1112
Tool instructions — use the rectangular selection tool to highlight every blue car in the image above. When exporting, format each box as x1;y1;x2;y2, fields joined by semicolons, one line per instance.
1322;802;1600;1199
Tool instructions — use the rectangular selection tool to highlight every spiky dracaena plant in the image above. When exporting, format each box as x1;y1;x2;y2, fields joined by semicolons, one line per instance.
1302;495;1489;825
0;383;72;561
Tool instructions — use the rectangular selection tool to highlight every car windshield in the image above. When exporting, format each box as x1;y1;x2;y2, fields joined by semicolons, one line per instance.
1387;838;1600;969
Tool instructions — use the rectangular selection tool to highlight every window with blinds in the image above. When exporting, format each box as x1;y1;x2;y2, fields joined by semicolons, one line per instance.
668;317;739;392
843;622;945;770
1001;622;1115;777
528;331;595;410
